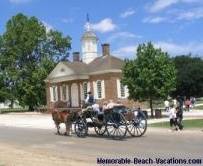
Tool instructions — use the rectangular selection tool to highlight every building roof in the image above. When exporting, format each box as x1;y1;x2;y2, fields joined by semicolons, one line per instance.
88;55;124;73
45;55;124;82
62;61;88;74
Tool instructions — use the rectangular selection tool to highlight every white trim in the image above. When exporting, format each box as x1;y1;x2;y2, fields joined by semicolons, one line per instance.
125;86;129;98
80;83;84;100
93;81;98;99
117;79;121;98
71;83;79;107
50;87;54;102
60;85;63;101
45;75;89;83
54;86;58;101
46;62;74;79
87;82;90;92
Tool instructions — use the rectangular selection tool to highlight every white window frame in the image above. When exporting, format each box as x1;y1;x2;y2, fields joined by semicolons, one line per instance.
93;80;105;99
117;79;128;99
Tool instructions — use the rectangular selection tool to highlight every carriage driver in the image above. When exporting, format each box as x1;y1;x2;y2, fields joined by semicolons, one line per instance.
84;91;101;113
85;91;95;106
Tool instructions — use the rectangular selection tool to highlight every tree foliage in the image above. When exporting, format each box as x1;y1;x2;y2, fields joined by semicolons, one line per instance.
172;55;203;98
122;42;176;117
0;13;71;110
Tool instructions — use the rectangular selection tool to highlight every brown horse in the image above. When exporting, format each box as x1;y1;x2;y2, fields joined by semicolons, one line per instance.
52;102;78;135
52;108;78;136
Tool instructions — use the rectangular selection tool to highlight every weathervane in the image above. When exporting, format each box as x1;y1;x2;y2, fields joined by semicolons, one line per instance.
85;13;91;31
86;13;90;22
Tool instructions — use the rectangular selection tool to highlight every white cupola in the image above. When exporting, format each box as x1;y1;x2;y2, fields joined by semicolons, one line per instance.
81;14;98;64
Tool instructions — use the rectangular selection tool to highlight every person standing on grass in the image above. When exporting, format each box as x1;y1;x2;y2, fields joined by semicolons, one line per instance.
185;98;191;112
169;104;178;131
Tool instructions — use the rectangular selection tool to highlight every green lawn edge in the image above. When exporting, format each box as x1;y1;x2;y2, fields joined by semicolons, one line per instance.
149;119;203;128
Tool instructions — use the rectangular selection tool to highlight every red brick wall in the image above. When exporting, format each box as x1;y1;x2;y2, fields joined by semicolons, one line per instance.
46;73;141;109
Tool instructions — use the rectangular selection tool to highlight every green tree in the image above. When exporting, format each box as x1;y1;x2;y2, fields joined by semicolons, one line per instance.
122;42;176;117
172;55;203;98
0;13;71;110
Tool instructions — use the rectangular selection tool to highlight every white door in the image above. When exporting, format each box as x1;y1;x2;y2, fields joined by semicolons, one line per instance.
71;83;79;107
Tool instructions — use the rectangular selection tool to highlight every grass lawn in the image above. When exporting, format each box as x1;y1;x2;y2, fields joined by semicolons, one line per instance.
0;108;28;114
194;105;203;110
149;119;203;128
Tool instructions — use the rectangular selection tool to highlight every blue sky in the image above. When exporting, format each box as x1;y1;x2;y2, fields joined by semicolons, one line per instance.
0;0;203;59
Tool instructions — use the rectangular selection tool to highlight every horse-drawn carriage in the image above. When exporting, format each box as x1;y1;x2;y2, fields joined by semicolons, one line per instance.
74;105;147;139
52;101;147;139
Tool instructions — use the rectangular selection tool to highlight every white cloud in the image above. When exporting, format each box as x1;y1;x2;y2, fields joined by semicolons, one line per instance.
143;16;167;23
154;41;203;56
113;41;203;59
113;45;137;58
149;0;178;13
42;21;54;32
148;0;202;13
120;9;135;18
107;32;142;42
91;18;117;33
177;8;203;20
9;0;32;4
144;7;203;24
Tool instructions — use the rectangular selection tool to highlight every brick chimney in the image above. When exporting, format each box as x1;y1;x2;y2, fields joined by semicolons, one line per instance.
73;52;80;62
102;43;110;56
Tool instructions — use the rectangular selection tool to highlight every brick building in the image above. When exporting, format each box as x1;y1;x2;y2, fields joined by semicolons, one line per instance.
45;18;133;109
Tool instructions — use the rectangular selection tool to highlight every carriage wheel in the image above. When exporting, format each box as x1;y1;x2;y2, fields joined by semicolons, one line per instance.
106;112;127;140
74;119;88;137
94;123;106;136
128;115;147;137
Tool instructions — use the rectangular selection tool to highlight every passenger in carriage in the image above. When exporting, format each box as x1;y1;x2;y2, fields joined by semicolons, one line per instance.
106;99;123;109
102;101;108;111
106;99;116;109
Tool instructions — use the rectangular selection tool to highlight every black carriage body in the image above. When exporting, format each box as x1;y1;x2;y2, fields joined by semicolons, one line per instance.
74;105;147;139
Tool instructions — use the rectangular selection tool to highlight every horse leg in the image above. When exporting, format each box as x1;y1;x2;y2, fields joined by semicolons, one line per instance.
55;122;60;135
65;122;71;136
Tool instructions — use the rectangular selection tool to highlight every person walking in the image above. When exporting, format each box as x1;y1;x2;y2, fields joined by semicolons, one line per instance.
185;98;191;112
168;104;178;131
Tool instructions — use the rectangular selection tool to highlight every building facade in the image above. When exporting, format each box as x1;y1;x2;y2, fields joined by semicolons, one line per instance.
45;19;134;109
